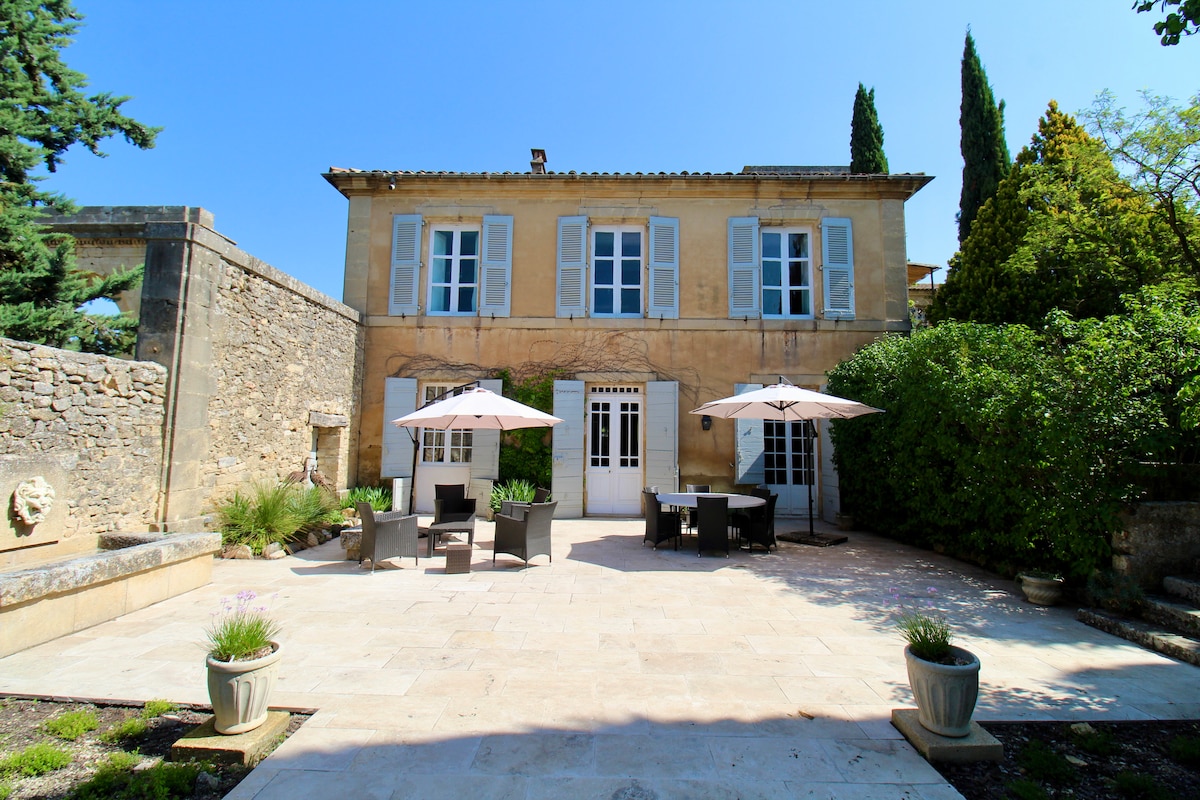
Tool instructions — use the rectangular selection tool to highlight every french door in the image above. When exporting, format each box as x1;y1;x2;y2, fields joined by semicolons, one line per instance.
586;389;642;515
764;419;816;517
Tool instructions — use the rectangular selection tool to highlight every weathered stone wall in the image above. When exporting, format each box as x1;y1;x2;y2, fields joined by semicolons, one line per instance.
1113;502;1200;589
0;339;166;562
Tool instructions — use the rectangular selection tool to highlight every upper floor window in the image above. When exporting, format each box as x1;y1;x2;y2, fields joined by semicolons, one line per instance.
592;227;642;317
428;227;479;315
761;228;812;318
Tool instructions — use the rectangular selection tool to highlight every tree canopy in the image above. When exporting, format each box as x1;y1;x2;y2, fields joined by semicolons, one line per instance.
849;83;888;174
958;31;1010;244
0;0;159;353
1134;0;1200;45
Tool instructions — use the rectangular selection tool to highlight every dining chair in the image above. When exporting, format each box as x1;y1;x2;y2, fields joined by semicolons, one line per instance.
683;484;710;533
736;493;778;553
643;489;681;550
695;495;729;557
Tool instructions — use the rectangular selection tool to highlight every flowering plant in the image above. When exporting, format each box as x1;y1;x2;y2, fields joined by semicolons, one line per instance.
204;590;280;662
890;586;953;663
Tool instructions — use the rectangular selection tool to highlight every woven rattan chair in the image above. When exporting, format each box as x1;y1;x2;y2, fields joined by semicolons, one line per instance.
695;495;730;557
683;483;711;532
735;493;778;553
494;500;556;567
429;484;477;556
643;489;681;550
356;502;419;572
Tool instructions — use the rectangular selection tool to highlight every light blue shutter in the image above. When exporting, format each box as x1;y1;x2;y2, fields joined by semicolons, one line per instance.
728;217;760;318
479;215;512;317
822;217;855;319
389;215;422;316
645;381;678;492
556;216;588;318
734;383;765;485
382;377;418;478
647;217;679;319
551;380;585;517
470;378;503;482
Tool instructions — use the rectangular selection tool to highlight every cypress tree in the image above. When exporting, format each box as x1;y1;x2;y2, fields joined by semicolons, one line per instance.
850;83;889;174
958;31;1010;244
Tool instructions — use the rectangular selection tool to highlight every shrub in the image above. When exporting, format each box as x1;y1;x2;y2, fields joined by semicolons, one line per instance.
1113;770;1171;799
214;481;341;555
141;699;176;719
99;716;147;743
1070;725;1117;756
67;754;200;800
0;742;71;777
1017;739;1078;785
343;485;392;512
1169;734;1200;767
1087;571;1146;614
42;709;98;741
490;479;536;513
1004;779;1050;800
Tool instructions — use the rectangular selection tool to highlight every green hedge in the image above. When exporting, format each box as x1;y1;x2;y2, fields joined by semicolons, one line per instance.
826;286;1200;578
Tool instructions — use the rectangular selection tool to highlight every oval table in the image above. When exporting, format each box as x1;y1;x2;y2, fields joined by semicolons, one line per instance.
656;492;765;510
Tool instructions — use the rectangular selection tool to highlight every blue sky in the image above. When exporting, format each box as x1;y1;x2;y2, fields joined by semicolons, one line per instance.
44;0;1200;302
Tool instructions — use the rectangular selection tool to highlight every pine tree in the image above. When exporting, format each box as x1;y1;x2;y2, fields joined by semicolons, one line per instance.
850;83;888;174
0;1;159;353
958;31;1010;244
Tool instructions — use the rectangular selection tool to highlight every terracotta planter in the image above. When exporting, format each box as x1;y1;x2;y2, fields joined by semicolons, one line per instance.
1018;574;1064;606
206;642;281;735
904;644;980;738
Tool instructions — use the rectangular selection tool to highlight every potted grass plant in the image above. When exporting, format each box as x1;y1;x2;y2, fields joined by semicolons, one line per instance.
1016;570;1065;606
204;590;281;735
894;587;980;738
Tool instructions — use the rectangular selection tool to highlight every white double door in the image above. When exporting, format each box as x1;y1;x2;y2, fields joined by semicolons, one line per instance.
764;419;816;517
585;394;643;515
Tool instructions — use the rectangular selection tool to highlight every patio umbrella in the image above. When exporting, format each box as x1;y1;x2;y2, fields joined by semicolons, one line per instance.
392;386;563;513
689;381;882;535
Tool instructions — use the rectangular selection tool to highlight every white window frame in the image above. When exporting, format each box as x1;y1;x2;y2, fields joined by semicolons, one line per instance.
427;225;480;316
760;226;814;319
419;383;473;464
591;225;644;318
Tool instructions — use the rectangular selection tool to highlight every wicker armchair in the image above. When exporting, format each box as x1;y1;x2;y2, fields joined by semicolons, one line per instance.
695;495;730;557
500;487;551;520
356;502;419;572
493;500;556;567
643;489;681;550
734;493;778;553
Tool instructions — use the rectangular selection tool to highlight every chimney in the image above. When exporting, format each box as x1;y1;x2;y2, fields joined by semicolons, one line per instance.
530;148;547;175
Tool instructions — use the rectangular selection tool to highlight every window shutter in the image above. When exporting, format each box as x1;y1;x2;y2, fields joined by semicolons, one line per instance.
382;377;418;478
647;216;679;319
479;215;513;317
470;379;503;482
556;216;588;318
734;383;765;485
822;217;855;319
728;217;760;318
389;215;422;316
551;380;585;517
645;381;678;492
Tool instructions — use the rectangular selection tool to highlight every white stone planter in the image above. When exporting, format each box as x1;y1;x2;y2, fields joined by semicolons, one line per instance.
904;644;980;738
206;641;281;735
1017;574;1064;606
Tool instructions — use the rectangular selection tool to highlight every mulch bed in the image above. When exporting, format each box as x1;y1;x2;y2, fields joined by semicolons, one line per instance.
0;696;307;799
934;719;1200;799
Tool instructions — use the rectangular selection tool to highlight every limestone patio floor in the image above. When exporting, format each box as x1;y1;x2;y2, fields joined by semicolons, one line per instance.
3;517;1200;800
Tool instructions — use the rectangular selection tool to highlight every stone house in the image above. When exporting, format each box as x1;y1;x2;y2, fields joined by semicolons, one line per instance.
324;155;931;518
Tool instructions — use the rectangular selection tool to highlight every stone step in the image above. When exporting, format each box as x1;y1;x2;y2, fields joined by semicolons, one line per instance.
1142;595;1200;638
1077;608;1200;668
1164;575;1200;607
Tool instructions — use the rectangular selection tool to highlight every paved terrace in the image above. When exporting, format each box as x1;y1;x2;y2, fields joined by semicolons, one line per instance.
2;518;1200;799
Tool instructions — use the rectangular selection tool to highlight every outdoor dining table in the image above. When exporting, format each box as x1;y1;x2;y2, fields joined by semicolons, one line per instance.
656;492;766;510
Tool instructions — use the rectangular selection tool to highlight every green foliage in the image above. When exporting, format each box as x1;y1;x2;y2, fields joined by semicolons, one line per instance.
0;1;159;353
0;780;10;800
958;30;1010;243
1071;726;1117;756
1087;571;1146;613
342;485;392;512
490;479;536;513
897;611;952;663
495;369;561;488
215;481;340;555
99;716;147;744
1113;771;1171;799
849;83;888;174
0;742;71;777
140;699;176;719
1168;733;1200;766
1017;739;1078;785
42;709;98;741
828;289;1200;577
1004;778;1051;800
205;589;280;662
1134;0;1200;45
67;754;200;800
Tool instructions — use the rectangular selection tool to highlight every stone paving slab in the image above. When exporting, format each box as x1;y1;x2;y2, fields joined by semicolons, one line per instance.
3;517;1200;798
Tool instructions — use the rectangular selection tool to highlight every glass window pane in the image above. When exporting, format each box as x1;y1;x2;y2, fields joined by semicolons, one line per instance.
432;259;452;284
430;286;450;312
457;287;476;312
433;230;454;256
789;262;808;287
763;261;782;287
620;288;640;314
595;260;613;285
763;289;782;315
460;259;477;284
595;232;614;257
594;288;613;314
621;231;641;257
789;233;808;259
621;259;640;286
460;230;478;256
791;289;810;316
762;232;780;259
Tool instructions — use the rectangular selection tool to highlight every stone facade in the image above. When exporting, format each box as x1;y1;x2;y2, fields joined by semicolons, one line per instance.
0;339;166;565
1114;502;1200;589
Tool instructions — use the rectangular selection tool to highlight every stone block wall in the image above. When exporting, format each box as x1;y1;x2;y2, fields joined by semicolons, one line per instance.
1113;501;1200;589
0;339;166;562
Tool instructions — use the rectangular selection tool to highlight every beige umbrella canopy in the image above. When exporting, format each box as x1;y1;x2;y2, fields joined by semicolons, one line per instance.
689;381;882;534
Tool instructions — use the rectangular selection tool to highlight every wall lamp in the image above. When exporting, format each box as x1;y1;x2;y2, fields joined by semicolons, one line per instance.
701;415;712;431
388;176;396;190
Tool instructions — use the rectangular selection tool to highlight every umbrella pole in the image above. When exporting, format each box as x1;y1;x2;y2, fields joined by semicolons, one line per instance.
807;420;815;536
